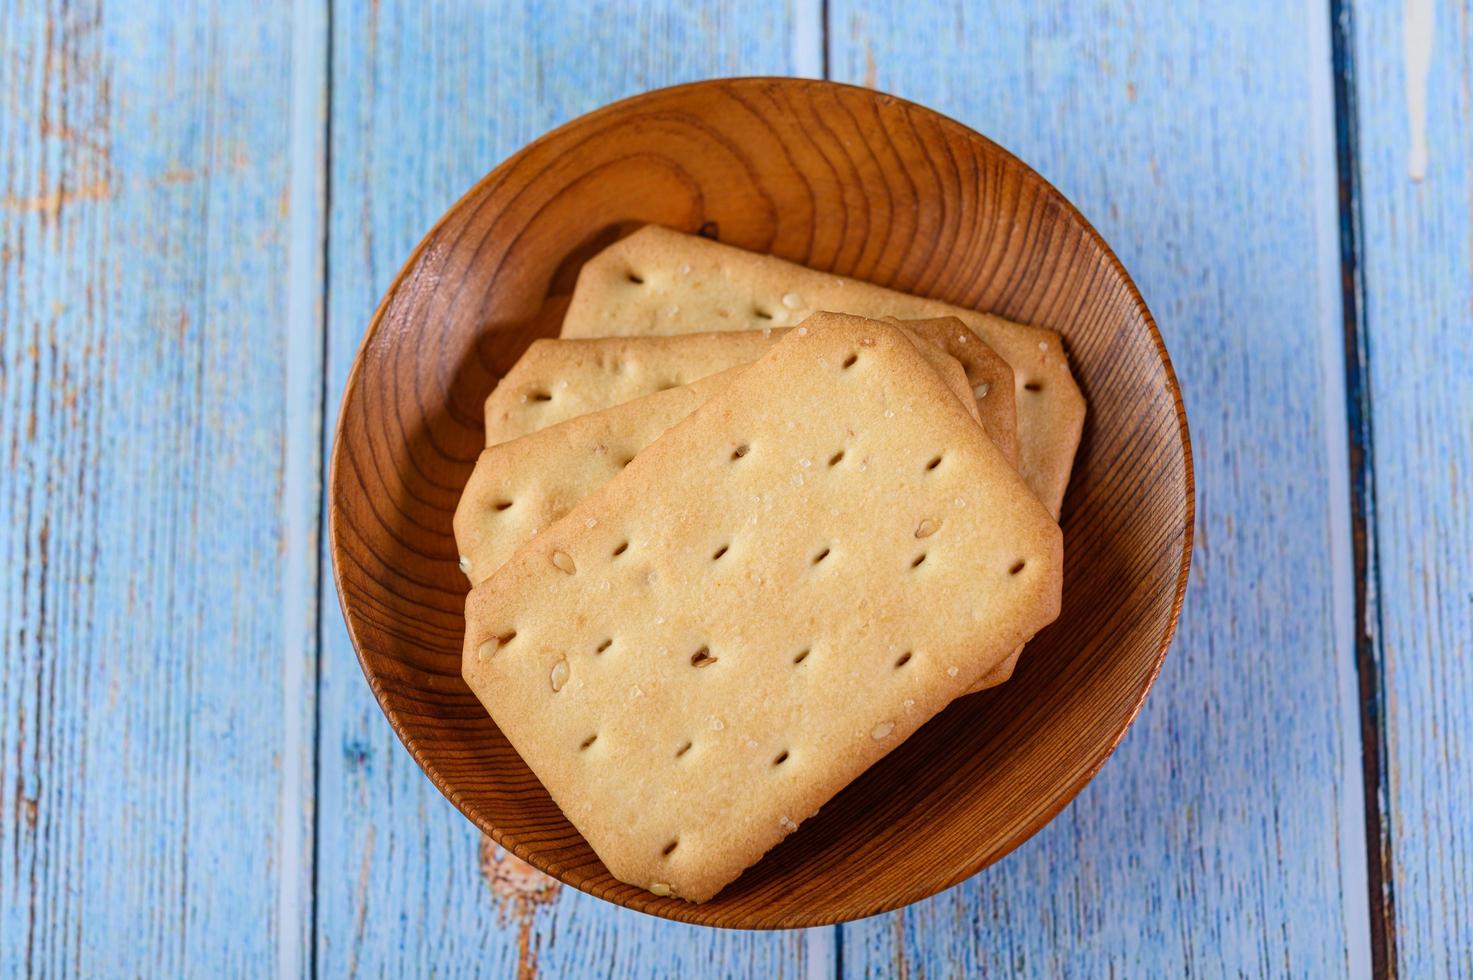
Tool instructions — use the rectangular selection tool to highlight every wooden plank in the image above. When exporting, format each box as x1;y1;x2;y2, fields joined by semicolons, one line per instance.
316;3;827;974
1351;0;1473;972
0;1;323;976
829;1;1371;973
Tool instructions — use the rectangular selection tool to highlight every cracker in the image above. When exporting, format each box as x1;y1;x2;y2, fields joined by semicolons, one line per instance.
879;316;1017;468
462;314;1063;902
560;225;1084;516
482;327;981;447
456;367;741;585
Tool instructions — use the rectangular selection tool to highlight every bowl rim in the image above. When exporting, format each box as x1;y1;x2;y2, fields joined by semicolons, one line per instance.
328;75;1195;928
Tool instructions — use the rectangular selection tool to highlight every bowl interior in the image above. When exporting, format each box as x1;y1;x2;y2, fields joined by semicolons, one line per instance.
329;77;1191;928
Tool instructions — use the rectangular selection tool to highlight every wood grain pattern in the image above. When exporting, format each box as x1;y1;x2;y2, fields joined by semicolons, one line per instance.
328;76;1189;927
1353;1;1473;973
4;0;1464;972
0;1;320;976
830;0;1371;973
315;2;819;973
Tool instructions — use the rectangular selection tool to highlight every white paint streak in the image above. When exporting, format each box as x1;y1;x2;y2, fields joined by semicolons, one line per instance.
278;0;327;976
1307;1;1373;975
1404;0;1435;180
792;0;825;78
803;926;836;980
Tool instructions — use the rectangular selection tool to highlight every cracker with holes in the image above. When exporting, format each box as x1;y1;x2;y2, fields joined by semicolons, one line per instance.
482;327;983;447
462;314;1062;902
456;366;740;585
560;224;1083;516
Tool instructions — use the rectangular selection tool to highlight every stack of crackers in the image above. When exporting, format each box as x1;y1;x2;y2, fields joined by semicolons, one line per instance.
455;226;1086;903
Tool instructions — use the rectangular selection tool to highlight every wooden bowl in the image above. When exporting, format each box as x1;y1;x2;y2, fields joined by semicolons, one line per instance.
329;77;1192;928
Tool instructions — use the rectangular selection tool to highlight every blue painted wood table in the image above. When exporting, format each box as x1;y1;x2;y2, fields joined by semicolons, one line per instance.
2;1;1468;976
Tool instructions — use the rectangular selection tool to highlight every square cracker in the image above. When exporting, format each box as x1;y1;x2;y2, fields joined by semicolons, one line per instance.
482;326;983;446
462;314;1063;902
560;224;1084;516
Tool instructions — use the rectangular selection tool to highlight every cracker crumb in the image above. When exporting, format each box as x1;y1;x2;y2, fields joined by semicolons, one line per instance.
781;292;803;309
549;657;570;692
871;722;895;740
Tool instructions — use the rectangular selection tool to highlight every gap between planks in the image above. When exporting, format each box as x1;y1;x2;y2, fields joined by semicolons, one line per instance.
1328;0;1394;975
792;0;826;79
279;0;329;978
1309;0;1374;976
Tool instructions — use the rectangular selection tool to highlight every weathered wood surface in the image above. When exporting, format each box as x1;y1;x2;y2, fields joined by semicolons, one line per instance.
829;0;1371;974
313;2;824;975
4;0;1469;974
1352;1;1473;974
0;1;322;977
